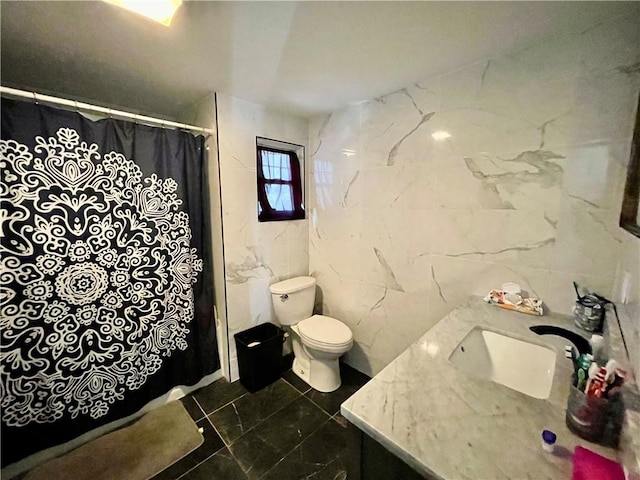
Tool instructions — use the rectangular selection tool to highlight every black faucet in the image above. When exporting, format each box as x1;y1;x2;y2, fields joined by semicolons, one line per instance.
529;325;592;355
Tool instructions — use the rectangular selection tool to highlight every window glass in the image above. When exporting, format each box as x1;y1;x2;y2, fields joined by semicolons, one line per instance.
261;150;292;181
256;140;304;222
266;184;294;211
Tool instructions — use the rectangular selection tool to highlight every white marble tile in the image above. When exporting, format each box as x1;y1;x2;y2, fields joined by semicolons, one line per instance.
543;270;616;315
308;106;361;140
614;233;640;305
217;93;310;370
309;236;383;288
431;207;555;270
558;144;628;211
304;12;640;390
339;163;435;210
429;255;550;307
224;245;285;286
551;198;626;278
434;150;565;213
218;165;257;212
313;269;434;376
218;131;258;172
309;165;363;211
225;277;278;359
309;207;365;243
541;73;640;150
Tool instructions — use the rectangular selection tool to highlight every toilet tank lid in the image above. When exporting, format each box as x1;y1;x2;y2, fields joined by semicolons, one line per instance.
269;276;316;295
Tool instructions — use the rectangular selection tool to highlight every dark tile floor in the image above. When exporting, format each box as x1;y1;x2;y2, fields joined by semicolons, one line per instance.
153;362;370;480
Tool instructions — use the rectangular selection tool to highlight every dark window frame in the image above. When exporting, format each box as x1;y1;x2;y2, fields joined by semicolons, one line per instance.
257;144;305;222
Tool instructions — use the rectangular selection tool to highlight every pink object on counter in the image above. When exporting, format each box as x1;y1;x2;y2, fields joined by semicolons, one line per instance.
572;446;625;480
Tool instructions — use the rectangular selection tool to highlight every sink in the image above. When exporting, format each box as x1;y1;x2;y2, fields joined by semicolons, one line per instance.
448;327;556;399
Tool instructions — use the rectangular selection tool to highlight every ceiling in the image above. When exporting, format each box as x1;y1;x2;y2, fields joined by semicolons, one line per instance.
2;1;639;120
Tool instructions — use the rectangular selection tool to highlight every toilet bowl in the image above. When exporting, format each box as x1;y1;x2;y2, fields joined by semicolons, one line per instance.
269;277;353;392
291;315;353;392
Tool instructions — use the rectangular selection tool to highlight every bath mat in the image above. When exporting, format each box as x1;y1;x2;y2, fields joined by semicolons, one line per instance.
24;401;203;480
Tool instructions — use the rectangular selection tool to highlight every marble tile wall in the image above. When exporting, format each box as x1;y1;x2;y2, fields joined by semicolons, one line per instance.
216;93;309;380
308;12;640;376
178;93;230;379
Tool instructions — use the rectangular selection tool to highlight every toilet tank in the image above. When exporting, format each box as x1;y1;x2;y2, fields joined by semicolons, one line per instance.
270;276;317;325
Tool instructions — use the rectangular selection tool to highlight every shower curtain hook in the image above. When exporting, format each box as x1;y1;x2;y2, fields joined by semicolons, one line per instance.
108;108;113;119
32;92;38;105
74;100;79;113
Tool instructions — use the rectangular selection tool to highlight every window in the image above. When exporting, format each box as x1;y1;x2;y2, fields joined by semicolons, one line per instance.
256;138;305;222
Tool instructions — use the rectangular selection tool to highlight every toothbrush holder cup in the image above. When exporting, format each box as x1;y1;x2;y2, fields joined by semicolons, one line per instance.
565;385;623;447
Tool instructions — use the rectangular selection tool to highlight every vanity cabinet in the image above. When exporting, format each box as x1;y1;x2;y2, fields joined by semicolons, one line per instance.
346;421;433;480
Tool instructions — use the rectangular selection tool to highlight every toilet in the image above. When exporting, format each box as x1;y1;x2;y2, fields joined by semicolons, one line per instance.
270;276;353;392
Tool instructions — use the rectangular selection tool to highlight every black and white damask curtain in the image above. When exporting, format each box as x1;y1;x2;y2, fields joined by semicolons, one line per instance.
0;98;219;465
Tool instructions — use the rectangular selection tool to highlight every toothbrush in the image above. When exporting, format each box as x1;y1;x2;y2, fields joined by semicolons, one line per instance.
564;345;578;370
572;281;583;300
585;362;599;392
577;369;587;391
604;360;621;383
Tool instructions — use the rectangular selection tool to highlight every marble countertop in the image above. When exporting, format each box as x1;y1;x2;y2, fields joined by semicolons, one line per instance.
341;296;621;480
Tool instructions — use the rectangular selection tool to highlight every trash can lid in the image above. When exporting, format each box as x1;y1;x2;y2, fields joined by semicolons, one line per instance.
269;276;316;295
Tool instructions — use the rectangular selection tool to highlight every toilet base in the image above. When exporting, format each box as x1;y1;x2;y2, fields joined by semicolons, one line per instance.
292;354;342;393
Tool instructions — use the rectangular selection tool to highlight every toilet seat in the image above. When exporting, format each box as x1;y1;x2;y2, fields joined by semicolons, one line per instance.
297;315;353;352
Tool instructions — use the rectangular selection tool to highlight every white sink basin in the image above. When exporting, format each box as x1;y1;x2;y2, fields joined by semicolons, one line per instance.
448;327;556;399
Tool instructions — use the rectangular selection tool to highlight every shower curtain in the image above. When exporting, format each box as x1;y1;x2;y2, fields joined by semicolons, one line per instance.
0;98;219;466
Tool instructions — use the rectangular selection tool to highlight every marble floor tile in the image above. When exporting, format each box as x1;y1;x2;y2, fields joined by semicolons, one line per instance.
208;379;300;444
310;448;349;480
180;448;248;480
229;396;330;479
192;377;248;415
282;369;312;394
305;363;371;415
154;368;361;480
180;395;205;422
332;412;349;429
151;417;225;480
260;418;349;480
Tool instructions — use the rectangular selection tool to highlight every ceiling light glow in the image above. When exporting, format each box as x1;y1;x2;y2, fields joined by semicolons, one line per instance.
103;0;182;26
431;131;451;141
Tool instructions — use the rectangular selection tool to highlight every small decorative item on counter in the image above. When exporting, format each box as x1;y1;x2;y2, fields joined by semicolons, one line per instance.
483;284;543;316
540;429;556;453
572;281;612;332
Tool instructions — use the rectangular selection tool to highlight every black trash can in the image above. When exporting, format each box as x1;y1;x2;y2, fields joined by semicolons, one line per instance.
234;323;285;393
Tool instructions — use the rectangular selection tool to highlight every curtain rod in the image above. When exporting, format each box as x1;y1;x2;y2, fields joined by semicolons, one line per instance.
0;86;214;135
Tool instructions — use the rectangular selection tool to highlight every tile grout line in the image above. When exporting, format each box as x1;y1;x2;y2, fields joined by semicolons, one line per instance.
206;381;304;452
257;416;334;480
281;375;312;395
298;388;344;419
199;390;250;417
206;382;307;480
190;396;207;422
218;438;249;479
256;399;353;479
206;412;231;449
170;375;339;480
171;413;230;480
173;451;219;480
